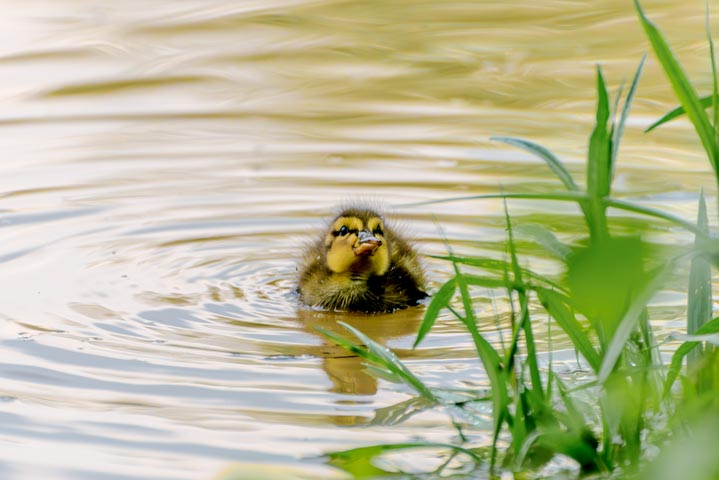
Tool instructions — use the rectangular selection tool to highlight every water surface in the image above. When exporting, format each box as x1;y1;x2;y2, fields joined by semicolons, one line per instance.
0;1;716;478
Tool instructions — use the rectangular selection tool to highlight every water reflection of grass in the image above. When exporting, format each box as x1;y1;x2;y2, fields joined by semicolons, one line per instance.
318;2;719;478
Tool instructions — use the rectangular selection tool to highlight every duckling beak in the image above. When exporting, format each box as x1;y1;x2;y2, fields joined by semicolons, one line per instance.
353;230;381;256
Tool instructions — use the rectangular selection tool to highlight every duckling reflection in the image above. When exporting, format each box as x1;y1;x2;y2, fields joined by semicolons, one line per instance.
297;206;427;313
298;306;424;399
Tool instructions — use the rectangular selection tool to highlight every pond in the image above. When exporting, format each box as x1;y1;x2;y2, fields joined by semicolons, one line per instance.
0;1;715;478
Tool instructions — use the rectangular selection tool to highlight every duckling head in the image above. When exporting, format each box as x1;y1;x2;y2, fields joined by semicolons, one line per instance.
324;209;391;278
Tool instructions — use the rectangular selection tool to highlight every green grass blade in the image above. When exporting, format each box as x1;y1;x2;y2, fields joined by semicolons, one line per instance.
428;255;509;269
405;191;589;207
605;198;710;238
635;0;719;176
586;66;612;242
319;322;437;401
515;224;573;262
588;65;612;199
412;193;710;239
552;374;590;431
327;442;483;477
414;192;708;239
503;201;544;398
597;262;673;384
491;136;579;191
430;253;567;291
664;316;719;396
414;278;456;348
371;397;436;426
687;191;712;366
671;332;719;344
612;55;646;170
340;322;435;398
318;327;399;378
645;95;718;133
408;193;709;239
451;263;508;472
504;201;524;286
537;288;601;372
453;275;507;398
461;274;517;289
516;374;605;473
637;307;665;397
318;327;405;385
610;81;625;144
708;1;719;141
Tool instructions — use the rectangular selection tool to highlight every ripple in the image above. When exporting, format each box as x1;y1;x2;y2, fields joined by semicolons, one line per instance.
0;0;712;478
42;75;223;97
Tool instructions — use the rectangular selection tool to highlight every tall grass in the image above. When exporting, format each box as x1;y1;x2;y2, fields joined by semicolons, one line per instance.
320;2;719;478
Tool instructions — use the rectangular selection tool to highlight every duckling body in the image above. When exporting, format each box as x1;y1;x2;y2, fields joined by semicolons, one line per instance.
298;207;427;313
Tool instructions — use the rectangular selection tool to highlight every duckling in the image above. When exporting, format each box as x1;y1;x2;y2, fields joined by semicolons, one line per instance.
297;206;427;313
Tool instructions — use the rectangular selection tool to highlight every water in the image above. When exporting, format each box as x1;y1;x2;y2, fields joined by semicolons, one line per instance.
0;1;716;478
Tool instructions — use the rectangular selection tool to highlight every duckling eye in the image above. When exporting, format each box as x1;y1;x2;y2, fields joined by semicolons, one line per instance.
373;226;384;236
338;225;349;236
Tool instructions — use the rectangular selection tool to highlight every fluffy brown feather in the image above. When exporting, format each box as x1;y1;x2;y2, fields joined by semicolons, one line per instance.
297;206;427;313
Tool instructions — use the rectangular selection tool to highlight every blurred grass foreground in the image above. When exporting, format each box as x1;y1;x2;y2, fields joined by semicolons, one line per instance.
320;2;719;478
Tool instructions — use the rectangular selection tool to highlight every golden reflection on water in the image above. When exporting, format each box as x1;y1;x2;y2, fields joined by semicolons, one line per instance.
0;0;717;478
299;307;424;400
